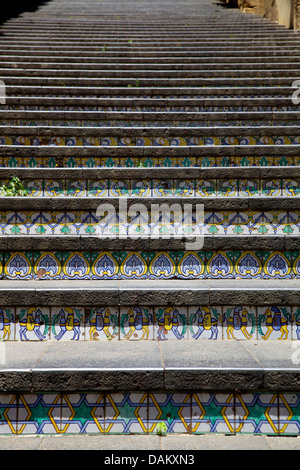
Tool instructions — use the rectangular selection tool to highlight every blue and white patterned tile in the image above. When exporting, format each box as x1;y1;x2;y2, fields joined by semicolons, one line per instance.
51;307;84;341
85;307;119;341
16;307;50;341
189;306;221;340
154;307;188;341
222;306;256;340
120;306;154;341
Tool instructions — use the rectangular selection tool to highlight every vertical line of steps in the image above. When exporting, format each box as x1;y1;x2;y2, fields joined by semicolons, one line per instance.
0;0;300;437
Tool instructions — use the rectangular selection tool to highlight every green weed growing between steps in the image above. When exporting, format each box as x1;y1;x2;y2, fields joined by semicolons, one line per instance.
0;177;28;196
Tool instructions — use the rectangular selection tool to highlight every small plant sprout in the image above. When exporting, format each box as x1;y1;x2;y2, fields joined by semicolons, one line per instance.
156;422;167;436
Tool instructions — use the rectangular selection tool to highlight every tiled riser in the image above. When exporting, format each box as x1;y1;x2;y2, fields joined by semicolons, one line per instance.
6;178;300;197
0;210;297;236
1;250;300;280
1;305;300;341
2;136;300;146
0;392;300;435
1;156;300;167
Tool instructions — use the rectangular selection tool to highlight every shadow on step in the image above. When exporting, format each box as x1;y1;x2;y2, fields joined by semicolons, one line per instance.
0;0;50;27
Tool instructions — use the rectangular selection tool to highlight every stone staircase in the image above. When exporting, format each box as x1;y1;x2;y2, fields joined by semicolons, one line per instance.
0;0;300;437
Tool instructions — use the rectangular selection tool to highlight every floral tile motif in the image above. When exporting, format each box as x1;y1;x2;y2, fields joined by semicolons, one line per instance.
0;250;300;279
62;251;90;279
3;251;33;280
14;212;41;235
33;251;62;280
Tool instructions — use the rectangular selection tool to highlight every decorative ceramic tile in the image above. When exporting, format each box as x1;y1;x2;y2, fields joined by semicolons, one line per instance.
148;252;176;279
17;394;61;434
223;306;256;340
0;395;18;434
189;306;221;340
44;179;66;197
120;307;154;341
16;307;50;341
62;251;90;279
130;179;151;197
262;251;292;279
153;179;174;197
105;393;147;434
235;250;263;279
91;252;119;279
87;180;108;197
79;393;105;434
148;393;191;434
191;393;235;434
39;211;66;236
119;251;148;279
195;179;216;197
262;179;282;197
14;211;41;235
206;251;235;278
292;307;300;340
66;179;86;197
0;308;14;341
51;307;84;341
257;306;291;340
4;251;33;280
278;393;300;435
109;179;130;197
217;179;238;197
154;307;187;341
86;307;119;341
235;393;279;435
0;212;15;235
33;251;62;280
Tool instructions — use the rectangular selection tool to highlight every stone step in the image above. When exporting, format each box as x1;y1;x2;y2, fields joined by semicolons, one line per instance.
1;110;298;123
1;97;297;110
0;77;299;87
1;69;300;80
3;86;293;98
2;57;300;66
0;341;300;436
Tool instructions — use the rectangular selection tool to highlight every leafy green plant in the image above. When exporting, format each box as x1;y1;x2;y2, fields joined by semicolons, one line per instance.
156;422;167;436
0;177;28;196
